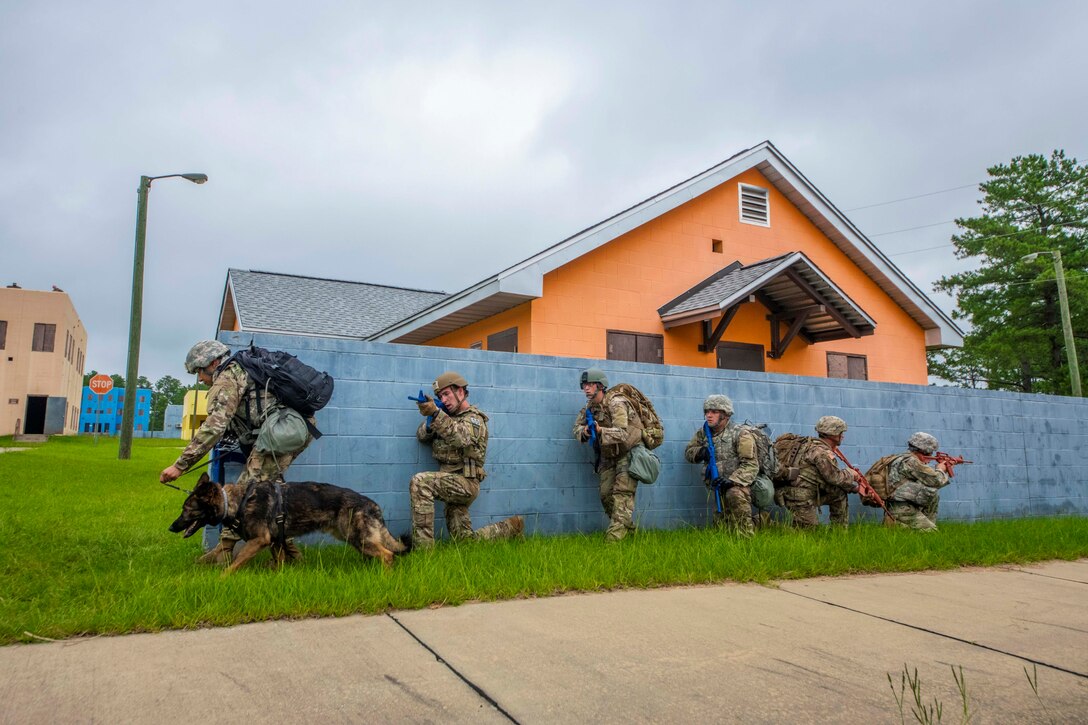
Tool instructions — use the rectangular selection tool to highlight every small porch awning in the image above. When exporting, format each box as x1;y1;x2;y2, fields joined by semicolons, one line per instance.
657;252;877;359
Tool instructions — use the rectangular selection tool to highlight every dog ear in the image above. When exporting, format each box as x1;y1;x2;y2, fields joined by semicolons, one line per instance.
198;472;211;485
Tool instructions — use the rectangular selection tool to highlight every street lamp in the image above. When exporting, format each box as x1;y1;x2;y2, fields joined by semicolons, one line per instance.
1022;250;1082;397
118;173;208;460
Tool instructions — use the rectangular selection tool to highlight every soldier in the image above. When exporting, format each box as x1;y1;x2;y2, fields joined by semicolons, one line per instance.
780;416;862;529
410;371;524;548
572;367;645;542
684;394;759;536
160;340;312;564
885;432;951;532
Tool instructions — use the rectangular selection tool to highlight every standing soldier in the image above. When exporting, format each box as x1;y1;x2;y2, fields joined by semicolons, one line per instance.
684;394;759;536
160;340;312;564
572;367;645;542
781;416;862;529
410;371;524;548
885;432;951;532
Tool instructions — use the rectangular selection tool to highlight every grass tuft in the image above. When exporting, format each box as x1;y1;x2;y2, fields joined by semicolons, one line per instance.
2;436;1086;644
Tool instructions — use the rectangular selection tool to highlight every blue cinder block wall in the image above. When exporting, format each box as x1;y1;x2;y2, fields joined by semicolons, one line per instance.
218;331;1088;539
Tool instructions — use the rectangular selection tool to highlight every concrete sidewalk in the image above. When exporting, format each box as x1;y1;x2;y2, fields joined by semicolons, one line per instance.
2;561;1085;724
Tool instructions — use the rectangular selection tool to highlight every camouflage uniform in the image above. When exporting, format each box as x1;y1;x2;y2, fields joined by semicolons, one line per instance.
684;424;759;535
886;453;950;532
781;437;857;528
410;404;522;547
573;391;644;542
173;360;312;560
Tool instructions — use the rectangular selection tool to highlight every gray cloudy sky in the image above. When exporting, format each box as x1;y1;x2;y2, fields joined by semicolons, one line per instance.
3;1;1086;383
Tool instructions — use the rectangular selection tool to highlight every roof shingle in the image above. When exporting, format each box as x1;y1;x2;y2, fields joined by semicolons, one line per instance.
227;269;448;338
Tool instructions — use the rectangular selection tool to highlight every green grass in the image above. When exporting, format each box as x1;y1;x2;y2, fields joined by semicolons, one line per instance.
1;436;1086;645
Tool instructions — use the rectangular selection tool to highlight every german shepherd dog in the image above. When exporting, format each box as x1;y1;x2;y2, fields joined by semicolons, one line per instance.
169;473;406;574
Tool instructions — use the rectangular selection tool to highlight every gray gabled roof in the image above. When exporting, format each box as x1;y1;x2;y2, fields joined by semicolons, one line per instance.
220;269;448;339
369;140;963;349
657;252;877;340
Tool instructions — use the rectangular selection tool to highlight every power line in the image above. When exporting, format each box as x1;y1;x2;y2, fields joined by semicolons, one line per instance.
844;183;979;212
979;274;1088;290
870;220;957;237
886;225;1083;256
889;243;954;257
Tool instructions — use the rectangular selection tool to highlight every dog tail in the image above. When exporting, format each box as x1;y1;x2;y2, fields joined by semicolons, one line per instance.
385;528;409;555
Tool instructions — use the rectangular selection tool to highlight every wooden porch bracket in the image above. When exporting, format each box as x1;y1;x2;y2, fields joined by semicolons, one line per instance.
768;307;814;359
699;303;742;352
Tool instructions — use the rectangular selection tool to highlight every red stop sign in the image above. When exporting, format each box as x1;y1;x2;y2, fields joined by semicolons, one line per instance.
89;374;114;395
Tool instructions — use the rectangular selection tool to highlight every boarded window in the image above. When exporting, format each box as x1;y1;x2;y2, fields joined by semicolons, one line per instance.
487;327;518;353
607;331;664;364
716;342;765;372
31;323;56;352
739;183;770;226
827;352;868;380
0;320;6;349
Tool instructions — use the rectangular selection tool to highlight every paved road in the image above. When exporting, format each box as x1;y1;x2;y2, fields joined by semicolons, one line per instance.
2;560;1085;723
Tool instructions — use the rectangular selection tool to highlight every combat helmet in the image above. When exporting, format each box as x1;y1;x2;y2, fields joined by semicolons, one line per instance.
907;432;939;455
579;367;608;389
703;394;734;415
433;371;468;394
814;415;848;436
185;340;230;374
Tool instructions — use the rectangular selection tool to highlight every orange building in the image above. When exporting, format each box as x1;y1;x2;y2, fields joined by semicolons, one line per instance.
369;141;961;384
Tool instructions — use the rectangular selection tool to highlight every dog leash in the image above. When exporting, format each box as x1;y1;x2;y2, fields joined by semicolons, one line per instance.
163;442;244;492
159;458;214;495
160;480;192;495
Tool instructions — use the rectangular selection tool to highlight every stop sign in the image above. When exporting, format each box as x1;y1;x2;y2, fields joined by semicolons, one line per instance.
89;374;114;395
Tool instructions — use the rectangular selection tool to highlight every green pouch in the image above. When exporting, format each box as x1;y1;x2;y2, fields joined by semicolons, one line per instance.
255;407;310;455
751;474;775;510
627;443;661;484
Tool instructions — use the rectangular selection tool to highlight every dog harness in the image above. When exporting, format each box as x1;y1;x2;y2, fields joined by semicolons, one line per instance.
225;480;288;548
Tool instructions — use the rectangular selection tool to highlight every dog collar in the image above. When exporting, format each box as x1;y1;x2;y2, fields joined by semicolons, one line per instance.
217;482;231;526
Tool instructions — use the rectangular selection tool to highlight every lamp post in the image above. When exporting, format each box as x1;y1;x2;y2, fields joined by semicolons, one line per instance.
118;173;208;460
1022;250;1082;397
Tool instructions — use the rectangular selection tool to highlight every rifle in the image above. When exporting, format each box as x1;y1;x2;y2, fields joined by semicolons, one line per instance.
408;389;447;429
703;422;724;514
583;406;601;471
831;445;892;519
922;452;973;478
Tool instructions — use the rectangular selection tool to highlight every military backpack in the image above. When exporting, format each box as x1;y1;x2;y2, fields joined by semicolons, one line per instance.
605;383;665;450
772;432;811;486
734;422;779;481
733;422;778;509
864;453;902;502
228;344;335;437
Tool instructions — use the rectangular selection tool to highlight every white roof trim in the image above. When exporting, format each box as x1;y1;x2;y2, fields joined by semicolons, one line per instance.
216;272;241;335
370;141;962;347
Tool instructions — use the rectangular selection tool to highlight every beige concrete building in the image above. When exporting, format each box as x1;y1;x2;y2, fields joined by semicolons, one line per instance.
0;285;87;436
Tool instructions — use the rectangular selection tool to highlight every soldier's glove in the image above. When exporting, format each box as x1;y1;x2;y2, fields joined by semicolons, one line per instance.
712;476;732;491
578;428;590;443
694;447;710;463
417;396;439;417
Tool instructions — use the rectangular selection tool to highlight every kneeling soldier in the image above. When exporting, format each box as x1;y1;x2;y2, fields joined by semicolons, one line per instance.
684;394;759;536
885;432;951;532
781;416;862;528
410;371;524;548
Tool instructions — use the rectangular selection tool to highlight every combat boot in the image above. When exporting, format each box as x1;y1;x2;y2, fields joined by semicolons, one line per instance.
508;515;525;538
